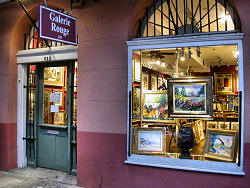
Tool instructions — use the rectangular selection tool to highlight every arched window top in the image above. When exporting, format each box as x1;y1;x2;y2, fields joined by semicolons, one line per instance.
138;0;241;37
25;21;65;50
24;9;72;50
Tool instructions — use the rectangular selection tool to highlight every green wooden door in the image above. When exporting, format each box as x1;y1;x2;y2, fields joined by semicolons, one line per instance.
35;62;74;173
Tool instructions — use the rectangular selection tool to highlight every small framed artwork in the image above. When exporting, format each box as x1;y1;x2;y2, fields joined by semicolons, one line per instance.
204;129;238;162
206;121;218;129
142;73;149;90
214;73;234;95
133;60;141;82
218;121;230;130
43;89;51;124
132;85;141;119
167;77;213;119
231;122;239;130
53;89;64;108
158;77;163;88
44;67;65;86
151;75;157;90
54;112;65;125
29;72;35;86
133;127;166;155
193;120;205;144
142;90;175;123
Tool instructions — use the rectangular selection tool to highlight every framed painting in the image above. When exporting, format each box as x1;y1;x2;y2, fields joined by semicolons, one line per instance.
43;89;51;124
218;121;230;130
142;90;175;123
231;122;239;130
167;77;213;119
193;120;205;144
44;67;65;86
206;121;218;129
204;129;238;162
133;60;141;82
54;111;65;125
133;127;166;155
132;85;141;119
151;75;157;90
142;74;149;90
158;77;163;88
53;89;64;108
214;73;234;95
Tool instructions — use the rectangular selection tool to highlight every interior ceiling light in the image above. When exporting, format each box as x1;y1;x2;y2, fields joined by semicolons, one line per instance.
156;60;161;65
188;47;192;58
175;48;179;58
233;51;239;58
218;56;222;64
161;63;166;67
180;48;185;61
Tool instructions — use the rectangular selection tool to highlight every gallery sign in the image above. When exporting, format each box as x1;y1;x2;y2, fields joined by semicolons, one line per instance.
39;5;77;45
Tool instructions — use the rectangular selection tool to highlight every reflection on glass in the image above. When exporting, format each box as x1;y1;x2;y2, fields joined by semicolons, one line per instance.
131;45;240;163
43;66;67;125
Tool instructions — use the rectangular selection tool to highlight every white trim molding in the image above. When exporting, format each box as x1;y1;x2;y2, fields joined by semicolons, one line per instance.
17;45;78;64
126;32;245;175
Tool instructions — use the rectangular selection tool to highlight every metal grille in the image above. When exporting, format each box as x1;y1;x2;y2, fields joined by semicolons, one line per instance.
24;21;65;50
25;65;36;165
138;0;241;37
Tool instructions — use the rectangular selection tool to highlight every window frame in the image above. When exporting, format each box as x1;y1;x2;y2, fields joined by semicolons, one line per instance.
125;32;245;175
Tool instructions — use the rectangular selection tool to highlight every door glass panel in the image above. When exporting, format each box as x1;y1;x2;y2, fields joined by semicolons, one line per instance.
43;66;67;125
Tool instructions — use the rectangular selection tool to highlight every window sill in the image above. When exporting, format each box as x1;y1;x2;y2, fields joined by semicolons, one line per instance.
125;154;245;176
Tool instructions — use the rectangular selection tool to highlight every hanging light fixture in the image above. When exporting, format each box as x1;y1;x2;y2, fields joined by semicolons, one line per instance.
196;47;201;57
188;47;192;58
180;48;185;61
156;60;161;65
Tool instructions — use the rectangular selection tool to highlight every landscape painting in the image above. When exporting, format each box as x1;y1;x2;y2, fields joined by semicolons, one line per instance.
208;134;233;156
142;91;173;122
167;77;213;118
204;129;238;162
174;84;206;113
133;127;166;154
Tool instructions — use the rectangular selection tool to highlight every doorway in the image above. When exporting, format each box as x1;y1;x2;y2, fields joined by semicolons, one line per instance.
25;61;77;174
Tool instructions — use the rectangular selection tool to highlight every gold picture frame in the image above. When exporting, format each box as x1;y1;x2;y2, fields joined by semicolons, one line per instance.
151;75;157;90
142;73;149;90
43;89;51;124
133;127;166;155
54;111;65;125
133;59;141;82
142;90;175;123
214;73;234;95
53;89;64;108
204;128;238;162
44;67;65;86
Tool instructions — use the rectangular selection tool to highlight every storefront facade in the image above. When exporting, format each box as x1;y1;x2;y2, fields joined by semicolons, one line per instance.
0;0;249;187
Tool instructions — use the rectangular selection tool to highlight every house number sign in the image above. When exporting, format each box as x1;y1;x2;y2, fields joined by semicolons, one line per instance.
39;5;77;45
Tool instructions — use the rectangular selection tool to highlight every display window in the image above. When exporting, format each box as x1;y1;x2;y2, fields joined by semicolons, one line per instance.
126;34;244;175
